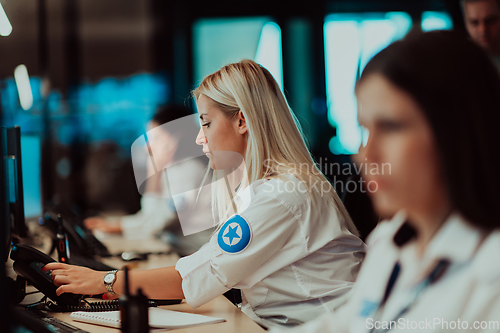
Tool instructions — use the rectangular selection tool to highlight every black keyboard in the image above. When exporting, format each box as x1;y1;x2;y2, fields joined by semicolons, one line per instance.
46;298;183;312
87;235;111;257
14;308;89;333
68;254;116;271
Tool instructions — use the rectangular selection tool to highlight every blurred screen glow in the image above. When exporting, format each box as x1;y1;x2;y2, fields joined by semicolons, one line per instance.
255;22;283;90
324;12;412;155
422;12;453;31
14;65;34;111
193;17;282;89
0;2;12;36
21;136;42;218
1;73;168;155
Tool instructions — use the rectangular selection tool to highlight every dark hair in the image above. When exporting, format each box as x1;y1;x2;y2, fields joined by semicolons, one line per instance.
150;104;198;163
358;30;500;230
460;0;500;11
151;104;193;127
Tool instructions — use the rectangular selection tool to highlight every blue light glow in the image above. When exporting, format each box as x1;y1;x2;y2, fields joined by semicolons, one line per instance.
255;22;283;90
422;12;453;32
324;12;412;155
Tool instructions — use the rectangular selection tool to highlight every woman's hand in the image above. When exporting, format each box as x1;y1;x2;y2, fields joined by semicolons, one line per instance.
43;262;108;296
84;217;122;234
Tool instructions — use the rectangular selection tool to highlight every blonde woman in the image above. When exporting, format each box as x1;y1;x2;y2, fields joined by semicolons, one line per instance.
44;60;365;329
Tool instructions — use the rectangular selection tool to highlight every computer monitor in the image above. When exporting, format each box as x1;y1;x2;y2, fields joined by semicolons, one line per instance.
0;127;10;330
20;135;42;219
5;126;28;239
1;127;11;262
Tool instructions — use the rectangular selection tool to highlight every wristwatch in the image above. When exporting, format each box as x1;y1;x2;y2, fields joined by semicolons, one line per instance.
103;270;119;295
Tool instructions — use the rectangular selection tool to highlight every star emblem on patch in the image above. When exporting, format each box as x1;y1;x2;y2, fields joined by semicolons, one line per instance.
217;215;252;254
222;223;242;246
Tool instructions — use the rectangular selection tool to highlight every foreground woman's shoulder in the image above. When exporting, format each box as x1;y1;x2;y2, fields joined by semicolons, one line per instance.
252;175;312;208
471;229;500;283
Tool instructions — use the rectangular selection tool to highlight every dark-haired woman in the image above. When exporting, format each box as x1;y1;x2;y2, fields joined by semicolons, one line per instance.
277;30;500;332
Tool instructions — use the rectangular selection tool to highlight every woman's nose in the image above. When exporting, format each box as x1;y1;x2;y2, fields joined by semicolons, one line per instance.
195;127;206;145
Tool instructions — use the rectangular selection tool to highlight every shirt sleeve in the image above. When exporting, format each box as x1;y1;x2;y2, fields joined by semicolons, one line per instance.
175;193;301;308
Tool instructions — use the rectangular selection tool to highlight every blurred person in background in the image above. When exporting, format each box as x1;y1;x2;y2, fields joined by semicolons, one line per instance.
462;0;500;68
85;105;213;257
274;30;500;332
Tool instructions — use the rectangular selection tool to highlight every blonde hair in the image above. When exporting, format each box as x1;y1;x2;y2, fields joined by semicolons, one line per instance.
193;59;358;236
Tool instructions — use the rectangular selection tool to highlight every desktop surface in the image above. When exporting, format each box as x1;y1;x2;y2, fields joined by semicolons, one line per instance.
47;296;265;333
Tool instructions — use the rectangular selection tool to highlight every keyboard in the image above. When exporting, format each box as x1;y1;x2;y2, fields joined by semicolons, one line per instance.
87;234;111;257
13;308;89;333
68;254;116;271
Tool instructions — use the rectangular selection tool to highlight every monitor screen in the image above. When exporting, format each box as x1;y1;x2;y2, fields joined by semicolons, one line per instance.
5;126;29;238
20;136;42;219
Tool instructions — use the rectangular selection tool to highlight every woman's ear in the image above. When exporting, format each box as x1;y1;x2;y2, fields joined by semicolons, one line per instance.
237;110;248;135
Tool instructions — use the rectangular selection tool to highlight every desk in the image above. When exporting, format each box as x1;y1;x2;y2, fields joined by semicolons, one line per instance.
50;297;263;333
11;233;265;333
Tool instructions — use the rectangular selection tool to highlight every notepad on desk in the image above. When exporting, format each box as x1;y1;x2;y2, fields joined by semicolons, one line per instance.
70;307;226;330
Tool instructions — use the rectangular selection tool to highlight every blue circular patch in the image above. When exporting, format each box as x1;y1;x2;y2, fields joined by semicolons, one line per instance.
217;215;252;254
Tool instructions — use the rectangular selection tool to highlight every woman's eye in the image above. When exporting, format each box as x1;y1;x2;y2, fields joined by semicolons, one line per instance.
202;123;210;128
378;120;406;132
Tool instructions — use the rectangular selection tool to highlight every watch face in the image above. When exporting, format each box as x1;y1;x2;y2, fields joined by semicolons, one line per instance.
104;273;114;283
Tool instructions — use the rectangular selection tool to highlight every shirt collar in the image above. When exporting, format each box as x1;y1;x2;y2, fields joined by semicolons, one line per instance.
393;212;484;264
232;176;277;208
233;184;252;208
423;212;484;263
232;179;264;212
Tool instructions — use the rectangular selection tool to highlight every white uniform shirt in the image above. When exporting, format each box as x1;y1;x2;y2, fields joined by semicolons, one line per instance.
120;159;206;239
278;212;500;333
120;193;175;240
120;159;213;255
175;175;366;329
